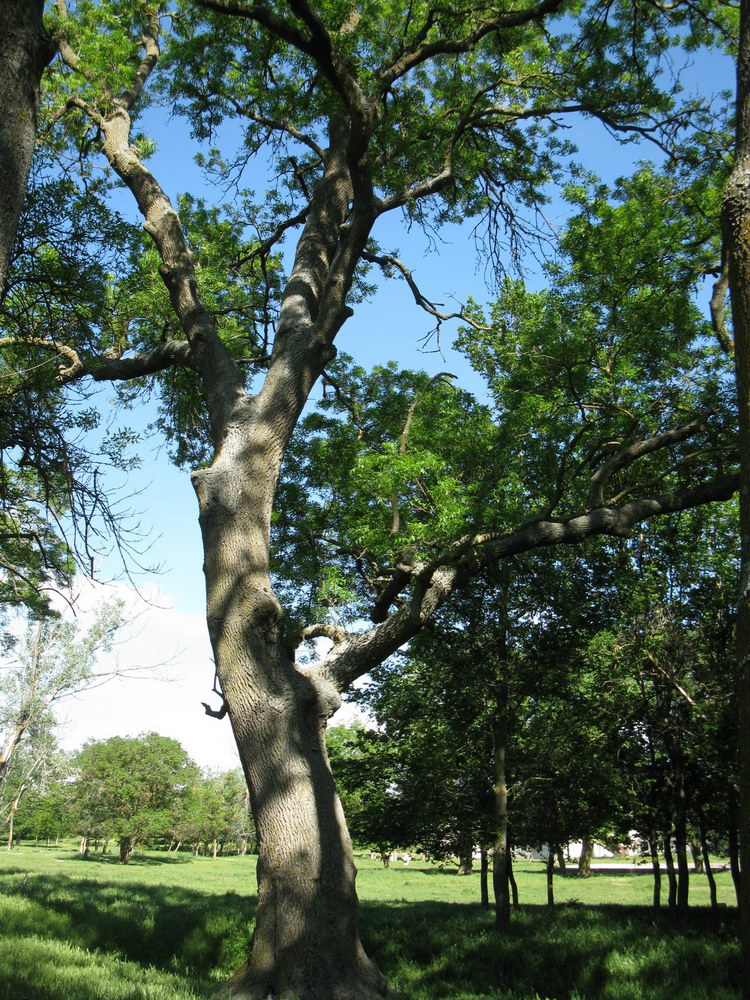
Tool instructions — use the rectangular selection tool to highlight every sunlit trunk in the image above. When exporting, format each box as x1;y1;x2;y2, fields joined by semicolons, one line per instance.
577;836;593;878
195;446;389;1000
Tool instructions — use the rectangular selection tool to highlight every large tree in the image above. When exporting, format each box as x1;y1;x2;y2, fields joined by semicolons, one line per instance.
0;2;740;996
720;0;750;990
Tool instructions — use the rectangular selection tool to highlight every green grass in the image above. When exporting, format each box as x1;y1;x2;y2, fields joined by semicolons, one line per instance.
0;845;740;999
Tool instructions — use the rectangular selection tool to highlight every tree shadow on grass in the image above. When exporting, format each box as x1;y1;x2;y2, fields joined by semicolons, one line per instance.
0;869;257;987
360;900;741;999
0;869;741;1000
70;852;194;866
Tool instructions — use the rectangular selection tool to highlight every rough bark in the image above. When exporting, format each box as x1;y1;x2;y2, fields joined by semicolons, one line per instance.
195;444;388;999
0;0;54;296
722;3;750;987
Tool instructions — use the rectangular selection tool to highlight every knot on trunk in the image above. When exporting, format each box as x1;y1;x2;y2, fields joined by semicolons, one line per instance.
300;668;342;720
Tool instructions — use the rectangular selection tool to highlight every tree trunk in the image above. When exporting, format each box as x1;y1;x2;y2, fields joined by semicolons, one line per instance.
577;836;594;878
479;845;489;908
508;850;519;909
690;838;704;874
119;836;134;864
556;845;567;875
649;838;662;909
456;836;474;876
722;4;750;988
79;835;88;857
698;811;718;908
6;782;26;850
546;850;555;906
491;663;510;932
729;817;742;906
664;834;678;912
674;783;690;915
0;0;54;295
193;437;390;1000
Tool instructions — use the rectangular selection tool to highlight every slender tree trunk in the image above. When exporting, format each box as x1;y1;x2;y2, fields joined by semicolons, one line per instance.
491;662;510;932
546;850;555;906
556;845;567;875
0;0;54;296
664;834;678;912
674;782;690;915
722;4;750;988
508;849;519;909
729;818;742;906
649;838;662;909
480;845;489;908
577;836;594;878
698;811;718;908
6;782;26;850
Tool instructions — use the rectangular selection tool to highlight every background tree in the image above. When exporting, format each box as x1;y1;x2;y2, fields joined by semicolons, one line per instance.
72;733;200;863
0;601;124;783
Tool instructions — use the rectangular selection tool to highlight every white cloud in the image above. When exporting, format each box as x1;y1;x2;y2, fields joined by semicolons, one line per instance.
50;580;240;773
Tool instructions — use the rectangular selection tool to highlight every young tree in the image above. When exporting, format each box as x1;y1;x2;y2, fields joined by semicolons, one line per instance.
0;3;738;996
0;601;124;783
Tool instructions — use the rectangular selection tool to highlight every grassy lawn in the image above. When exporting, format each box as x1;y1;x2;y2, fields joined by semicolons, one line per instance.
0;844;740;999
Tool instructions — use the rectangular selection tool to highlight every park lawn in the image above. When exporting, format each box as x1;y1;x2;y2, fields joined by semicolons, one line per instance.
0;844;740;1000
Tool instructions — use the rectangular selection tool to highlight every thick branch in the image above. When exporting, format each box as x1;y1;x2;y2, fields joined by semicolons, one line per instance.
711;260;734;355
321;472;738;692
588;410;715;509
197;0;370;117
301;623;349;644
0;336;195;385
